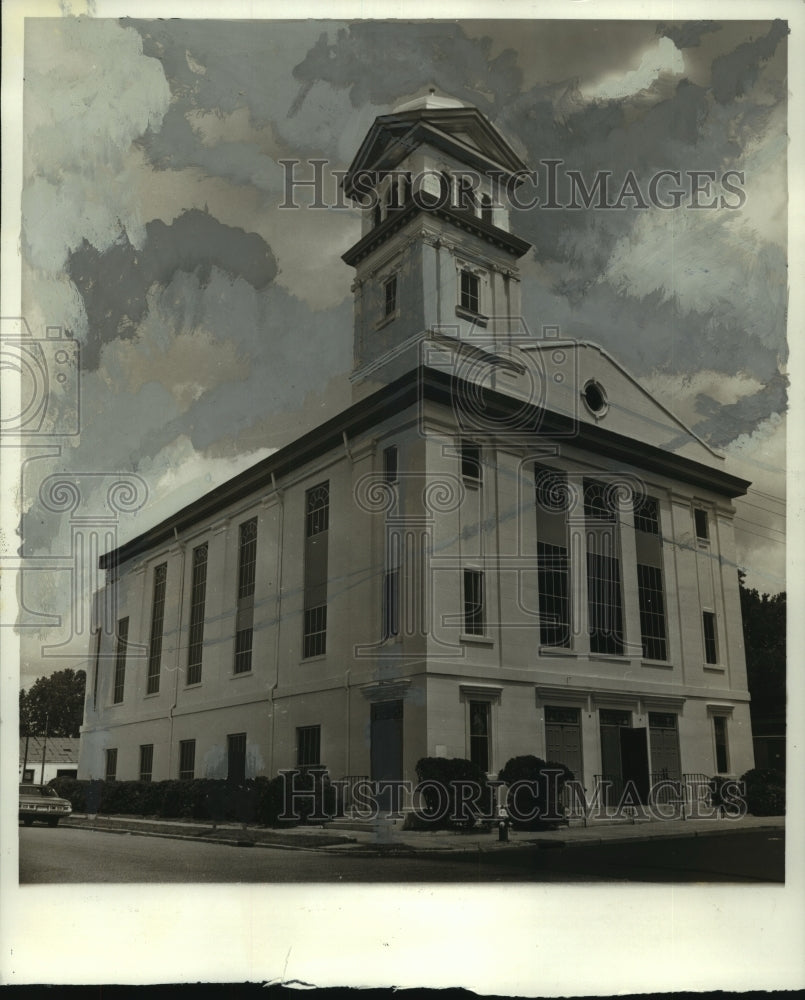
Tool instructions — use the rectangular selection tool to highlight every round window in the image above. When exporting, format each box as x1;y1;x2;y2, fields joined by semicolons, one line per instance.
583;380;607;415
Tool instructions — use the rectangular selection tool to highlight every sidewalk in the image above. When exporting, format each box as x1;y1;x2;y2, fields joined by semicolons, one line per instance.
61;811;785;854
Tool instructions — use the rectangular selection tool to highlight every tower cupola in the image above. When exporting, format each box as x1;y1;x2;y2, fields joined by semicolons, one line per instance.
342;90;532;391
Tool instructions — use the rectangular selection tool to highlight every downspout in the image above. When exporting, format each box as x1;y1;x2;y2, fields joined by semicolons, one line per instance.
268;473;284;776
342;433;358;790
168;527;186;777
344;669;351;777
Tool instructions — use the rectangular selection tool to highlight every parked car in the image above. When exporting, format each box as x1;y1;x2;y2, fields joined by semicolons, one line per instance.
19;783;72;827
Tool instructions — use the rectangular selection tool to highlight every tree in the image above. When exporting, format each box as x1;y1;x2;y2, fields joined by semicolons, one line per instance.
738;571;786;720
19;668;86;737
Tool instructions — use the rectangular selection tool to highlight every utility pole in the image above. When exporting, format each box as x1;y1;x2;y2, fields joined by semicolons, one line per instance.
22;729;30;782
39;713;49;786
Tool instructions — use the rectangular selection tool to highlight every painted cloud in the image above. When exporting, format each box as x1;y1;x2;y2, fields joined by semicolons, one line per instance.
17;17;787;684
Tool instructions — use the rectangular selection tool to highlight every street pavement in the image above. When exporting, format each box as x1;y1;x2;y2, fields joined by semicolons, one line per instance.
19;822;784;883
53;809;785;854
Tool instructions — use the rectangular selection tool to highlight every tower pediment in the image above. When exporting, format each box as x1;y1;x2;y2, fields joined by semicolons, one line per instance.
343;105;528;199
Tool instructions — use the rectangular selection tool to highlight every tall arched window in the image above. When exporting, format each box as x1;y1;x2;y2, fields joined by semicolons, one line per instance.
481;194;494;225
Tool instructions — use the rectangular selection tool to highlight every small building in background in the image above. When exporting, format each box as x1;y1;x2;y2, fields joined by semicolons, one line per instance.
20;736;80;784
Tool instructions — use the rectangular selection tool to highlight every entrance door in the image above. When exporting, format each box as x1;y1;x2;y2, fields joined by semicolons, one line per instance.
599;709;629;804
545;706;583;781
648;712;681;781
620;727;650;804
371;700;403;809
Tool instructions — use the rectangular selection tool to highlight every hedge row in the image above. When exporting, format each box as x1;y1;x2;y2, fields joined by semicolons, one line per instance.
413;756;491;829
411;755;576;830
739;767;785;816
49;772;337;827
497;755;575;830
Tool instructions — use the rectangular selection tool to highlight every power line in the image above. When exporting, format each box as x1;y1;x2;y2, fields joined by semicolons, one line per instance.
733;516;785;533
746;487;786;504
732;524;786;545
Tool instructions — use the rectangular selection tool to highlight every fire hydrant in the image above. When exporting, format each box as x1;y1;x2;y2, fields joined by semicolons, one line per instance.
498;807;509;842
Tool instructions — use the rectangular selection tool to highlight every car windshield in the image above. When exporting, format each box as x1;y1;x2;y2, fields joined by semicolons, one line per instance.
19;784;58;797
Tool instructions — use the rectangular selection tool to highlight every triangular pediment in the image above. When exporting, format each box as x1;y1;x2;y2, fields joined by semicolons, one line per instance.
344;107;527;198
422;335;728;469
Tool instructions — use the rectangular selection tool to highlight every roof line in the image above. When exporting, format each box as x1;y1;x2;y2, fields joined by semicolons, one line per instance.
99;365;750;570
524;341;725;460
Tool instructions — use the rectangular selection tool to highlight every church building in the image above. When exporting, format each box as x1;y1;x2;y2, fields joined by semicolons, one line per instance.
78;93;755;803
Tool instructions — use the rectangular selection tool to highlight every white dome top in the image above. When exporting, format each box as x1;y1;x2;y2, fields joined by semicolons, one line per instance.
392;90;466;113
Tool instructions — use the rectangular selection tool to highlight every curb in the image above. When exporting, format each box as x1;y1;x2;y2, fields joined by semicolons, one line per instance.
57;815;784;855
61;817;357;852
528;821;786;851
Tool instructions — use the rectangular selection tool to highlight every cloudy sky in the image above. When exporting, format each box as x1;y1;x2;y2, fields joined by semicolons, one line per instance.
13;12;788;686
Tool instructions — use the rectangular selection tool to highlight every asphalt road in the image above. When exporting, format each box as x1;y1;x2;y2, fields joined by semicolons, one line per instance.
19;826;784;884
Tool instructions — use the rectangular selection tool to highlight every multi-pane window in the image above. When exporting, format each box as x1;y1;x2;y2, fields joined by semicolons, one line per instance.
113;617;129;704
713;716;729;773
535;466;571;648
178;739;195;781
234;519;257;674
635;495;667;660
105;748;117;782
303;605;327;658
382;568;400;639
383;445;398;484
304;483;329;658
637;565;667;660
584;479;616;521
633;495;660;534
384;275;397;317
703;611;719;664
227;732;247;784
463;569;485;636
459;269;480;313
694;507;709;540
139;744;154;783
237;519;258;598
146;563;167;694
535;467;571;514
187;542;208;685
587;551;624;655
537;542;570;647
306;483;329;536
585;479;623;655
297;725;321;768
469;700;491;772
461;440;482;482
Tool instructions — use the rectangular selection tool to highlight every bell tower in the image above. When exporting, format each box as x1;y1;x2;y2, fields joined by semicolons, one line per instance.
342;91;532;397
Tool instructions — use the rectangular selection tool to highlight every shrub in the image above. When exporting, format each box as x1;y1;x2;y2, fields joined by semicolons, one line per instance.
497;755;575;830
739;767;786;816
414;757;492;829
276;769;337;825
49;777;90;812
253;775;286;826
48;775;298;826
